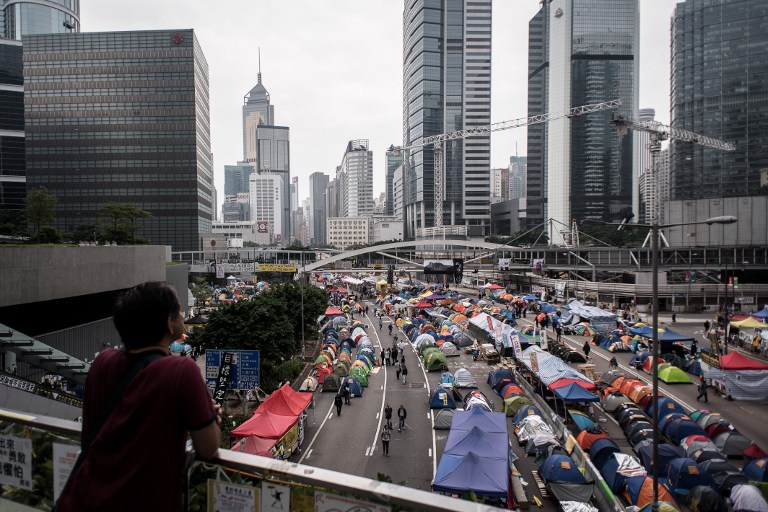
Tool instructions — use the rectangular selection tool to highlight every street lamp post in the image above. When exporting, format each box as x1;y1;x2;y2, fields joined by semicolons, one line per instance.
591;215;737;511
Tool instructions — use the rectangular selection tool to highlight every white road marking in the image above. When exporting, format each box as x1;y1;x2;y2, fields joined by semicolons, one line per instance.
306;449;313;459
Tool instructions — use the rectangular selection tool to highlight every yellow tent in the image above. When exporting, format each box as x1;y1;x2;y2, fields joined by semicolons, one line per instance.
730;317;766;329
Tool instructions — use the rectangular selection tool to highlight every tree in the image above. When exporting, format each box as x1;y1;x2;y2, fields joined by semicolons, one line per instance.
99;202;152;244
72;223;99;242
190;277;212;310
24;187;58;239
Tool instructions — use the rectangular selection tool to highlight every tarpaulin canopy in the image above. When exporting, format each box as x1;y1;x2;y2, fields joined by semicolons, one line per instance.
730;317;767;329
433;452;509;499
553;383;600;402
451;407;507;433
324;306;345;316
231;434;275;456
720;352;768;370
230;409;298;439
443;425;508;459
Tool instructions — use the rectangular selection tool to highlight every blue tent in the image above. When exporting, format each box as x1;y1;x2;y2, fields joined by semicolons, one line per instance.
433;452;508;499
340;376;364;397
540;303;557;314
630;351;654;366
523;294;540;301
630;326;654;338
743;458;768;482
665;419;707;444
553;383;600;403
538;454;587;484
667;457;717;500
487;368;514;389
440;371;456;387
514;405;541;426
687;359;704;376
647;397;686;419
659;329;695;342
659;413;690;435
443;425;508;459
595;455;628;493
638;443;686;475
750;308;768;319
589;438;621;469
568;409;597;431
451;407;507;434
430;385;457;409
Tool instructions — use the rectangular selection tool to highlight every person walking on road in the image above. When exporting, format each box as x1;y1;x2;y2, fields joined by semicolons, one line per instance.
342;384;351;405
381;427;391;456
395;360;401;382
555;324;562;343
388;324;393;336
397;404;407;432
401;363;408;384
384;403;393;430
379;317;383;330
583;340;591;359
334;394;343;416
697;376;709;403
383;348;391;367
391;346;399;366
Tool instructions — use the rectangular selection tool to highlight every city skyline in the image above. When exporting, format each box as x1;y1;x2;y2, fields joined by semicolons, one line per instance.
82;0;685;204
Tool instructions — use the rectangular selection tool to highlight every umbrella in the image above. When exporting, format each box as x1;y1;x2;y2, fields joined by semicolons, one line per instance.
568;409;597;431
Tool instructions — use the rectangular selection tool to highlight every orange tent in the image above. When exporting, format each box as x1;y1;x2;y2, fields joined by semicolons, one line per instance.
629;385;654;404
577;429;610;450
619;379;643;395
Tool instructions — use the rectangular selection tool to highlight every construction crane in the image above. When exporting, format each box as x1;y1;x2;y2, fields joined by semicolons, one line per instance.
389;99;623;228
612;117;736;246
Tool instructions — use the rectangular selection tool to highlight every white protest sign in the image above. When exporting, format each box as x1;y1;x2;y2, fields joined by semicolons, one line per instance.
207;480;257;512
0;435;32;490
52;443;79;500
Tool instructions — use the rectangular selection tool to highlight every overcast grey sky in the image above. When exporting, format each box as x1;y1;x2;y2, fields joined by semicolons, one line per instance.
82;1;681;204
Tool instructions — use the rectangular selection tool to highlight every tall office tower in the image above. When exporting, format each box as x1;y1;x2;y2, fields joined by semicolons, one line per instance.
325;178;339;218
490;167;509;204
526;0;639;239
23;30;213;251
337;139;373;218
402;0;492;238
224;164;254;196
670;0;768;200
308;172;329;246
0;40;24;217
1;0;79;39
509;156;527;200
0;0;80;219
242;62;274;164
249;172;283;245
290;176;298;213
635;108;656;223
385;149;402;217
255;125;290;245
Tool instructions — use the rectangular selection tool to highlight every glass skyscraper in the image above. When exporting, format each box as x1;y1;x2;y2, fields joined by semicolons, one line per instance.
402;0;492;238
526;0;639;238
670;0;768;200
309;172;329;246
1;0;79;39
23;30;213;251
385;150;403;217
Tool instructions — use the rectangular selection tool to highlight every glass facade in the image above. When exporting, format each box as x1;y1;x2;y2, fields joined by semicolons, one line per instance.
402;0;492;237
224;164;255;197
670;0;768;200
385;150;402;217
23;30;213;251
526;0;638;230
1;0;80;39
309;172;329;246
0;40;25;214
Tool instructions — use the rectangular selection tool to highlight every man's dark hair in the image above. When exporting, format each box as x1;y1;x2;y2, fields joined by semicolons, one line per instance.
113;281;181;349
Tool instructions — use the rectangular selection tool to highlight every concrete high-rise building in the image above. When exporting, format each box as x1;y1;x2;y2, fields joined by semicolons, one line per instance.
338;139;373;218
526;0;639;240
635;108;656;223
1;0;79;39
385;150;402;217
509;156;527;200
255;125;290;245
23;30;213;251
402;0;492;238
290;176;298;214
325;178;339;219
249;172;283;245
224;164;254;197
490;167;509;204
242;62;274;164
0;0;80;218
308;172;329;246
670;0;768;200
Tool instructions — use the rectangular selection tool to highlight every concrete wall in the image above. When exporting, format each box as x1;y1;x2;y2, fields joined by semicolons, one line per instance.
0;245;170;308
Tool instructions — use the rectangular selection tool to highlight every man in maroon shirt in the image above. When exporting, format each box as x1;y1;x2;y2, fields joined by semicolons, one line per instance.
56;281;221;511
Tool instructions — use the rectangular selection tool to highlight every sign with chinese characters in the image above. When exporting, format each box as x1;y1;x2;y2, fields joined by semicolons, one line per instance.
258;263;297;273
0;435;32;490
211;352;234;405
205;350;261;392
314;491;391;512
53;443;79;500
530;352;540;374
261;481;290;512
207;480;257;512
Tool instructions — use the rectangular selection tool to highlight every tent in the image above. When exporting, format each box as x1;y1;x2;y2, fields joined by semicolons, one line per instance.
503;395;533;416
686;485;729;512
451;407;507;433
453;368;477;388
430;385;457;409
665;419;708;444
683;437;718;457
553;383;600;403
623;476;678;509
299;375;319;392
517;416;555;445
638;443;686;476
744;458;768;482
424;349;448;372
667;457;717;500
576;428;610;450
730;484;768;512
658;366;692;384
464;390;494;412
433;408;454;430
341;376;364;398
439;341;459;357
324;306;345;316
714;431;752;458
432;452;509;499
589;439;621;469
550;378;597;392
230;409;298;439
718;352;768;400
487;368;515;390
231;434;276;457
731;317;767;329
513;405;541;426
500;383;525;399
601;369;625;386
647;397;686;419
321;372;342;392
695;412;723;429
443;425;508;460
440;371;456;387
538;454;595;503
568;409;597;431
603;393;633;412
595;453;646;494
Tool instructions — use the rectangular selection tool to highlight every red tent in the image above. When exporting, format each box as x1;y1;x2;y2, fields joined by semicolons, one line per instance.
549;378;597;392
230;409;298;439
484;284;504;290
324;306;345;316
412;300;433;309
720;352;768;370
231;434;275;456
263;384;313;416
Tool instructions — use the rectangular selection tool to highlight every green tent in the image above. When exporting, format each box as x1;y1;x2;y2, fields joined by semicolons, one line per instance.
333;361;350;377
418;340;436;355
423;350;448;372
657;365;691;384
321;372;342;393
503;395;533;416
422;347;441;359
348;366;369;387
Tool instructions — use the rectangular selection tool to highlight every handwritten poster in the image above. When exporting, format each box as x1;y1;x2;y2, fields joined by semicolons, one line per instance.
52;443;79;500
0;435;32;490
207;480;257;512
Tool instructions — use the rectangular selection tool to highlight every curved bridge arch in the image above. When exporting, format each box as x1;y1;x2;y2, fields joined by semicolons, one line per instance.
303;239;510;273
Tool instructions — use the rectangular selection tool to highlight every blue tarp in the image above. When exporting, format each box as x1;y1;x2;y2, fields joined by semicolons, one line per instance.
451;407;507;434
433;452;508;498
443;425;508;459
552;382;600;403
